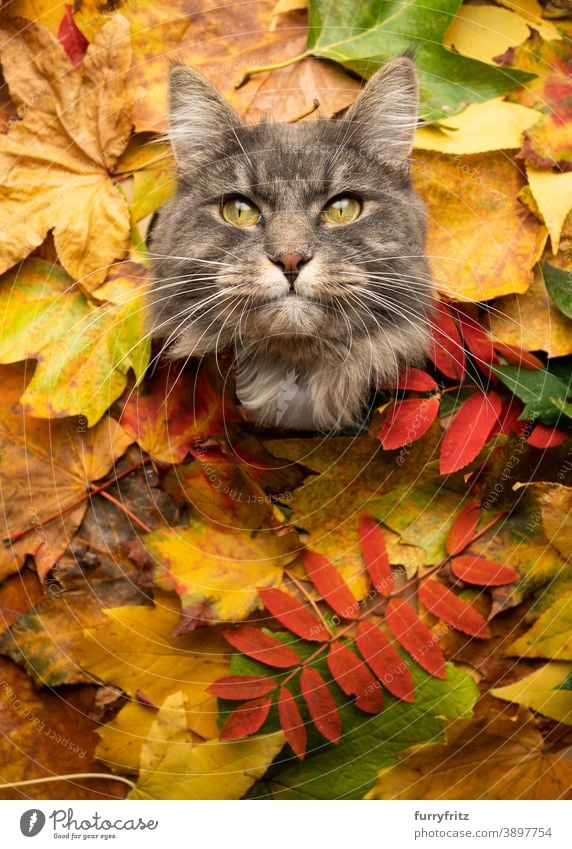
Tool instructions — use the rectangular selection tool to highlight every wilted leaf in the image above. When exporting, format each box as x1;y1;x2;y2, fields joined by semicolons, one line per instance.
367;709;572;800
129;691;284;799
491;663;572;725
0;15;132;288
414;151;546;301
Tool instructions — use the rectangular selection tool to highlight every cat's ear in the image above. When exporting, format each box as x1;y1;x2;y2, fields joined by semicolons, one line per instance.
346;57;419;160
167;63;241;163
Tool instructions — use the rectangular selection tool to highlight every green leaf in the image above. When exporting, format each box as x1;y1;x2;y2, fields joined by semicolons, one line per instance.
544;262;572;320
559;670;572;690
550;397;572;419
490;363;572;424
306;0;534;121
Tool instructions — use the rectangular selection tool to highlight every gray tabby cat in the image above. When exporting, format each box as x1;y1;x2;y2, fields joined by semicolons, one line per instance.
149;58;432;430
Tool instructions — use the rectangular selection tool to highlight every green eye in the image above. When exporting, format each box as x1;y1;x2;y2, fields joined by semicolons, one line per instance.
222;197;260;227
322;196;361;225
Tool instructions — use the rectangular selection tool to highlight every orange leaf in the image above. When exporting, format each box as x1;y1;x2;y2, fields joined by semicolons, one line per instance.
446;500;481;556
257;587;329;642
385;599;446;679
207;676;276;700
301;550;357;619
355;621;415;702
220;696;272;740
299;667;341;743
378;396;440;450
278;686;307;759
419;580;491;638
428;303;465;380
223;626;300;668
358;515;393;596
327;643;383;714
440;391;502;474
451;556;519;587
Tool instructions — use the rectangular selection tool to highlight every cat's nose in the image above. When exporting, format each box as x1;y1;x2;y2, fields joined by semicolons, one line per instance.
270;252;311;289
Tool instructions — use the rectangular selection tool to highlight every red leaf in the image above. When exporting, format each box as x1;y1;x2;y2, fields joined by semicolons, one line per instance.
57;5;89;67
299;667;341;743
428;303;466;380
358;515;393;596
207;676;276;700
391;368;439;391
496;397;526;437
456;309;498;375
419;580;491;638
301;550;357;619
452;555;519;587
491;341;544;370
440;391;502;474
446;500;481;556
257;587;329;642
220;696;272;740
327;643;383;714
355;621;415;702
278;686;307;759
527;423;568;449
223;626;300;668
385;598;446;679
378;396;440;450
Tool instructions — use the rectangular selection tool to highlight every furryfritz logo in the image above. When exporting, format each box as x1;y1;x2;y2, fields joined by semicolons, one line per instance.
20;809;46;837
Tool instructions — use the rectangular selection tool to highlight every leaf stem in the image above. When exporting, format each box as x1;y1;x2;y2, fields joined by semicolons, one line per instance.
98;490;153;534
235;51;310;88
0;773;136;792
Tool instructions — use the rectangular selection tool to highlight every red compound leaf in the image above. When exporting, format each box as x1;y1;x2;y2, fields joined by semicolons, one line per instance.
451;555;519;587
419;580;491;639
355;621;415;702
219;696;272;740
378;396;440;450
358;515;393;596
440;391;502;474
428;303;466;380
257;587;329;642
301;550;357;619
446;499;481;556
327;643;383;714
299;667;341;743
385;598;446;679
223;626;300;668
207;676;276;700
278;686;307;759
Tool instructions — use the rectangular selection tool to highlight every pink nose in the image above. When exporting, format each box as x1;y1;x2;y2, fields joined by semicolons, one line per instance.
271;253;311;288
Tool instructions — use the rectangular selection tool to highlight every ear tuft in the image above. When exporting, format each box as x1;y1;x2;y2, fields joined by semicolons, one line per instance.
167;63;241;163
346;58;419;160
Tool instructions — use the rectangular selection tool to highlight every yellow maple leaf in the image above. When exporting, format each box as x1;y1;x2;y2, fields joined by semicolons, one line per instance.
0;15;132;290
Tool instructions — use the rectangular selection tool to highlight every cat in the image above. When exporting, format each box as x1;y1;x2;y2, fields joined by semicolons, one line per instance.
148;58;433;431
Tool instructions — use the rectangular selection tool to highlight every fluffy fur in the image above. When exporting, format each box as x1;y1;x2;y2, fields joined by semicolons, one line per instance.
149;59;433;430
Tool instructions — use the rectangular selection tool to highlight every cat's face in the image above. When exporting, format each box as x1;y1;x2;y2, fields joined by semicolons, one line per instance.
149;59;432;362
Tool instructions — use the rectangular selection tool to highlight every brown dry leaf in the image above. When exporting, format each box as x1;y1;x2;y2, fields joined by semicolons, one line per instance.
489;268;572;357
0;363;132;582
413;150;547;302
0;15;132;289
367;709;572;800
86;1;359;132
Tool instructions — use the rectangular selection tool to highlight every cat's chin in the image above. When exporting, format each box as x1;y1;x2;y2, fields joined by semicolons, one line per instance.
244;295;333;339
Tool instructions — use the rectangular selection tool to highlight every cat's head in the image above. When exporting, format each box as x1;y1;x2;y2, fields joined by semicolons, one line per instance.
149;58;432;365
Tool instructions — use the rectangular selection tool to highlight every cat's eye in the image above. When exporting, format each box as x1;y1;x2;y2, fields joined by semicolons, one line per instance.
322;196;362;225
222;197;261;227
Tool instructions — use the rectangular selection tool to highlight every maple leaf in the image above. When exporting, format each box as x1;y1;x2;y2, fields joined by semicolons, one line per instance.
0;15;132;289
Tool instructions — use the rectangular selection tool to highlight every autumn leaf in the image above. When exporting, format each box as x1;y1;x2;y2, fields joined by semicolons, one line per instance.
507;592;572;660
378;396;440;450
439;391;502;475
0;15;132;288
491;663;572;725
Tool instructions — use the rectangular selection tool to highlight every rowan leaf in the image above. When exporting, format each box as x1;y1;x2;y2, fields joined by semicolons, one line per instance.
385;598;446;679
358;515;393;596
299;666;341;743
301;549;357;619
439;391;502;475
327;643;383;714
0;15;132;288
419;580;491;639
378;396;440;451
223;626;300;669
278;686;307;759
220;696;273;740
257;587;329;642
355;621;415;703
451;555;518;587
446;500;481;557
208;676;277;700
